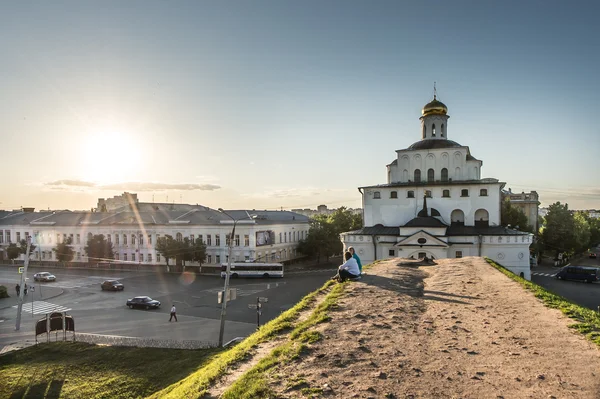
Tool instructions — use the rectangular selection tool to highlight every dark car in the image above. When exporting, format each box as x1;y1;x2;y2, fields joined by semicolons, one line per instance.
589;253;597;259
33;272;56;282
555;266;599;283
101;280;124;291
126;296;161;310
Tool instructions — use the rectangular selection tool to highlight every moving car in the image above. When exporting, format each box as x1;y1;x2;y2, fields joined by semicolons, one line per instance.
589;253;597;259
33;272;56;282
555;266;599;283
126;296;161;310
101;280;124;291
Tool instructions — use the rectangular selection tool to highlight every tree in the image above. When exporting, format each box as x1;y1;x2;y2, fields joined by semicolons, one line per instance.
54;237;75;264
573;211;591;254
155;235;178;269
541;202;576;257
84;234;114;262
328;207;363;235
297;215;340;263
501;199;533;233
6;243;21;262
189;237;207;266
18;239;36;258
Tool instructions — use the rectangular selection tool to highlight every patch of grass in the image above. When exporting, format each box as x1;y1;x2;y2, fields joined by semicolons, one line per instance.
485;258;600;347
301;387;324;396
149;280;336;399
220;282;347;398
0;342;220;399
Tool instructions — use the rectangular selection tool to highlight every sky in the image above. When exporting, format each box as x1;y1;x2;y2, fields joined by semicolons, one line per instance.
1;1;598;212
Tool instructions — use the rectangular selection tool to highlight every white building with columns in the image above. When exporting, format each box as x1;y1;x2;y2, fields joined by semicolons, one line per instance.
341;93;533;279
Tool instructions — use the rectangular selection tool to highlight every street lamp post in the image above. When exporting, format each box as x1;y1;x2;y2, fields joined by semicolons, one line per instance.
217;209;255;347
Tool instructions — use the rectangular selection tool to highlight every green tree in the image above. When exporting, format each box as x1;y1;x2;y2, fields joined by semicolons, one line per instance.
501;199;533;233
6;243;21;262
84;234;114;262
54;237;75;264
189;237;207;266
328;207;363;235
541;202;576;257
297;215;340;263
18;239;37;258
155;235;178;269
573;211;591;253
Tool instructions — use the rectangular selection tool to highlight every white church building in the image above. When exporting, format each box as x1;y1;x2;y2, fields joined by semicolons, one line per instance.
341;93;533;279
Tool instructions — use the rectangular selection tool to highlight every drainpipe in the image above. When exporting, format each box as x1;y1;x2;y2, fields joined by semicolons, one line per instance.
478;235;482;256
372;235;377;261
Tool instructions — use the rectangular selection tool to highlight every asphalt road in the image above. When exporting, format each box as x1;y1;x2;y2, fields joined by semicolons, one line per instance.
0;265;335;348
531;250;600;311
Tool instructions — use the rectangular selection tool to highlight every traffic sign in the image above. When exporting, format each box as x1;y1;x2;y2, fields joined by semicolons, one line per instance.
248;304;258;309
258;297;268;303
18;267;24;274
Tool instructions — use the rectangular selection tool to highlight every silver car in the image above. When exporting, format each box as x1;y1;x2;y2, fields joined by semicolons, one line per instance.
33;272;56;282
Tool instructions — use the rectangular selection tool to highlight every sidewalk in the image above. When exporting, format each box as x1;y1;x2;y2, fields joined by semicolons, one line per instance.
0;285;64;310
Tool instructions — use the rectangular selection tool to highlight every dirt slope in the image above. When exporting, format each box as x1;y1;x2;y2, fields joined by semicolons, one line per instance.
268;257;600;398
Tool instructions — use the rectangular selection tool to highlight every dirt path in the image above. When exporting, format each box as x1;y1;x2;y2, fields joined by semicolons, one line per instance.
267;257;600;398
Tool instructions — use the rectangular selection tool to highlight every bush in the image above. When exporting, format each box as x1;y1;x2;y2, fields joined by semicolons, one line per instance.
0;285;9;298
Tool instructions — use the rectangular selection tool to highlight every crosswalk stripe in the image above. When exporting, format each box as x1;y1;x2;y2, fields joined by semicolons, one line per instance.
13;301;71;315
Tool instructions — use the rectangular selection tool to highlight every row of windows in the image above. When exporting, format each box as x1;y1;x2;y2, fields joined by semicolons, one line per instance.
423;123;445;138
414;168;449;183
1;230;307;247
374;188;488;199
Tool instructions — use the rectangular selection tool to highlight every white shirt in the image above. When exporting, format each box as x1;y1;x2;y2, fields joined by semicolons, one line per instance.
340;258;360;276
170;306;176;313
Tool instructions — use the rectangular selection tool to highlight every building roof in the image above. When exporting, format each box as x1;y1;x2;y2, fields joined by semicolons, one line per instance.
407;139;462;151
360;179;504;190
344;224;399;236
0;207;309;228
403;217;448;228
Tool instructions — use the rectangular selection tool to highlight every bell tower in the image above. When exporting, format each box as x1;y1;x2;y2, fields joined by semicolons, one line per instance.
420;84;449;140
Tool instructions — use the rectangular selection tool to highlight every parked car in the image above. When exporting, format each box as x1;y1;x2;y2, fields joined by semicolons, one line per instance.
101;280;124;291
126;296;161;310
589;253;597;259
555;266;599;283
33;272;56;282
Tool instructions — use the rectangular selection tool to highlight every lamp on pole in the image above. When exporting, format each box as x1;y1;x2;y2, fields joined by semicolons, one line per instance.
217;209;255;347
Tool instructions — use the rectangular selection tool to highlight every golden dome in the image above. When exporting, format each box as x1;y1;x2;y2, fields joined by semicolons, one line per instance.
421;95;448;116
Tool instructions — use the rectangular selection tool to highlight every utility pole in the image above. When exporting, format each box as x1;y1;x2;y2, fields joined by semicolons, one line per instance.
217;209;256;347
15;236;32;331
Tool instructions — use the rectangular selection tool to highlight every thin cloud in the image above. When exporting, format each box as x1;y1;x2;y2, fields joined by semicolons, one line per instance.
43;180;220;192
46;179;96;187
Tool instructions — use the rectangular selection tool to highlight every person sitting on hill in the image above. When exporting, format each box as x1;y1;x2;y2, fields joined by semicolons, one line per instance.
331;251;361;282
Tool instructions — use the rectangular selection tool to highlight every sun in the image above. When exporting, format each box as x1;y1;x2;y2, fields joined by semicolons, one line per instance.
81;131;143;184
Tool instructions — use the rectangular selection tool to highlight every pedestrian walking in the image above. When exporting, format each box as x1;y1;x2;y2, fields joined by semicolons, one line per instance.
169;305;177;322
24;284;28;296
15;284;20;296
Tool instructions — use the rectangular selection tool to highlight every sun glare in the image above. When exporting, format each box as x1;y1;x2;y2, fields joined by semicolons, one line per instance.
82;131;143;184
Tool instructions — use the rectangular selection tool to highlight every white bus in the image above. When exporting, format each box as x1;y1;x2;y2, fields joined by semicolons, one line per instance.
220;262;284;278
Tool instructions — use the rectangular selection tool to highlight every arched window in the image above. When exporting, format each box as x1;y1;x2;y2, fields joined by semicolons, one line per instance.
432;124;436;137
455;167;461;180
422;125;426;139
123;234;127;245
403;169;408;181
131;234;136;245
480;189;488;196
451;209;465;225
390;191;398;199
414;169;421;183
475;209;489;227
441;124;445;137
87;232;93;240
427;168;434;182
176;232;183;242
373;191;381;199
441;168;448;182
